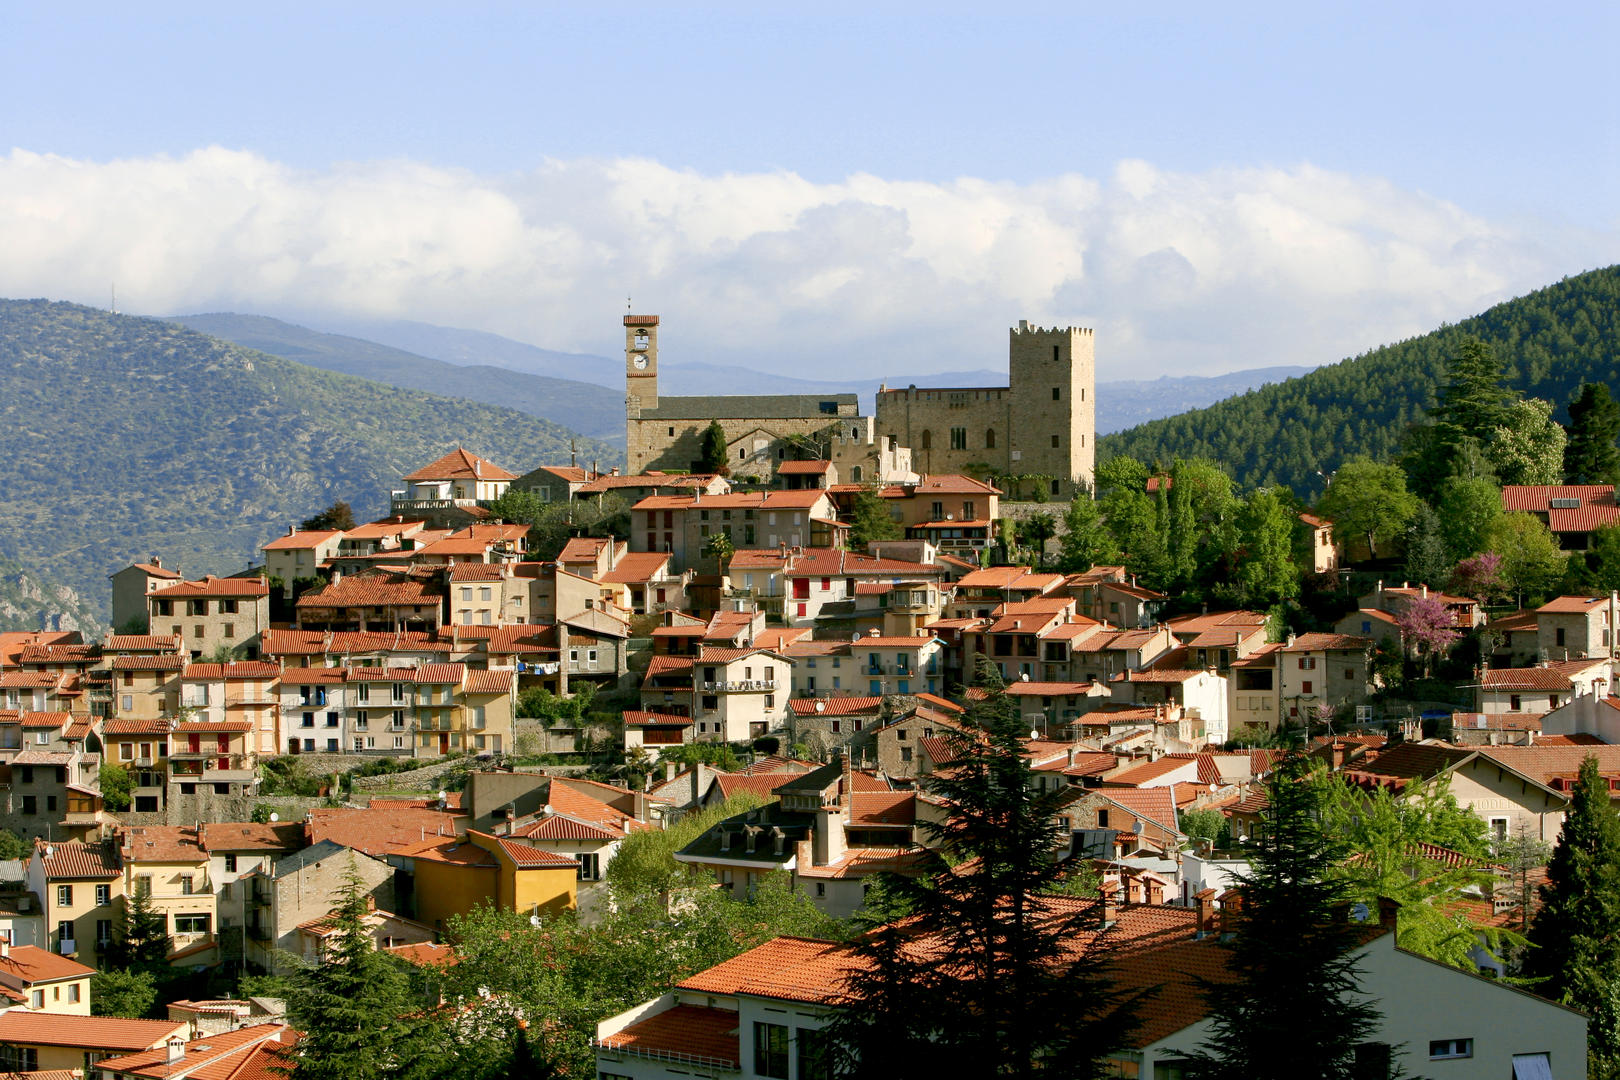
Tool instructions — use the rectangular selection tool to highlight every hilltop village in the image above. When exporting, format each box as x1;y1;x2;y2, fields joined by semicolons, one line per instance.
0;316;1613;1077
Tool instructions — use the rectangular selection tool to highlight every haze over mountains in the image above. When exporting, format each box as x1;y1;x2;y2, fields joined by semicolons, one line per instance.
188;311;1316;437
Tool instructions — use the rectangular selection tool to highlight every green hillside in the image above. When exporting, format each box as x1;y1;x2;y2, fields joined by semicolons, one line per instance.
171;313;625;441
1099;266;1620;497
0;299;618;628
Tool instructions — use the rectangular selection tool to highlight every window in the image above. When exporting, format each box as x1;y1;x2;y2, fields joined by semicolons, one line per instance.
577;853;600;881
0;1048;35;1072
67;983;80;1003
985;428;997;449
797;1027;831;1080
223;623;235;638
174;914;211;934
29;990;41;1010
753;1022;789;1079
96;919;111;946
1052;386;1061;400
55;885;70;908
120;743;133;761
950;427;967;450
1429;1038;1473;1060
1302;681;1313;694
135;876;151;897
920;429;931;450
224;854;237;873
1051;435;1060;448
95;884;109;906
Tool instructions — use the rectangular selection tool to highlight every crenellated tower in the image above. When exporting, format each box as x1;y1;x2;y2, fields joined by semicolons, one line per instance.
1007;321;1095;495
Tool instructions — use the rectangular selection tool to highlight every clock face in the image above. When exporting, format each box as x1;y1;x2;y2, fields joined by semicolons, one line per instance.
632;355;649;370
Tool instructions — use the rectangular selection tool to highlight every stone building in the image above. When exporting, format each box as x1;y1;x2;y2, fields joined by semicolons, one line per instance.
624;315;866;477
875;320;1096;497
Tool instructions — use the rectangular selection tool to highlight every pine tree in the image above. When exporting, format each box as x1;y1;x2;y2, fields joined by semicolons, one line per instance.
296;860;428;1080
848;487;901;549
1566;382;1620;486
826;659;1133;1078
104;887;170;972
1177;755;1389;1079
1524;755;1620;1074
1433;337;1512;449
1400;504;1448;590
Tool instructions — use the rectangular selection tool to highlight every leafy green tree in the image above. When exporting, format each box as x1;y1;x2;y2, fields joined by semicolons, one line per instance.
99;763;134;813
1167;465;1198;587
1487;398;1567;486
1094;454;1150;495
1058;491;1116;571
827;659;1134;1078
1102;487;1169;587
1567;523;1620;594
606;791;766;896
1566;381;1620;486
1017;512;1057;565
1400;504;1448;592
1234;489;1299;605
0;830;26;861
1177;755;1394;1078
1436;474;1504;563
1317;774;1508;971
103;888;170;971
1316;458;1420;561
1180;808;1227;848
699;420;729;474
296;860;429;1080
301;500;357;532
1525;756;1620;1076
91;969;157;1018
848;486;901;549
1484;511;1568;607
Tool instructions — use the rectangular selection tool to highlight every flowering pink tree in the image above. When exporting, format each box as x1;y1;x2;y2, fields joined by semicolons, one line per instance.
1396;595;1461;677
1450;551;1506;605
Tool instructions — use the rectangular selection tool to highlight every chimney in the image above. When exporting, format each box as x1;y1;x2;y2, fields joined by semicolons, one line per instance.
611;466;621;476
287;525;296;537
152;556;162;568
0;938;9;959
1218;889;1244;937
839;751;853;814
1194;888;1218;939
1377;895;1400;932
167;1037;187;1064
1099;879;1120;926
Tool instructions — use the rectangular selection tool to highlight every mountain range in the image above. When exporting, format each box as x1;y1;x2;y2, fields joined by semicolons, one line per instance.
0;299;616;631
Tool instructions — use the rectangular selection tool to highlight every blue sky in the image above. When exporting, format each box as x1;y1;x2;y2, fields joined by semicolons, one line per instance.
2;4;1615;378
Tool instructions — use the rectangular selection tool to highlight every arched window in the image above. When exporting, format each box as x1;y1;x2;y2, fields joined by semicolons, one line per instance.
851;466;863;482
920;430;932;450
985;428;996;449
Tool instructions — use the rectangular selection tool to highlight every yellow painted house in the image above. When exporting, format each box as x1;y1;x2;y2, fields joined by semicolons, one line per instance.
393;829;577;931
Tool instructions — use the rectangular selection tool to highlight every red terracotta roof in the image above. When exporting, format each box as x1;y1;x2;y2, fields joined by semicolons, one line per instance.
149;576;268;599
1502;484;1619;532
122;826;206;863
484;834;580;869
200;822;305;853
599;551;675;584
510;815;621;842
1281;632;1373;652
263;529;343;551
0;945;96;984
182;661;280;680
622;710;694;728
403;447;517;482
296;572;440;609
786;696;883;717
34;839;120;879
597;1003;740;1068
97;1024;296;1079
0;1010;184;1050
387;941;458;967
108;655;185;672
306;806;467;857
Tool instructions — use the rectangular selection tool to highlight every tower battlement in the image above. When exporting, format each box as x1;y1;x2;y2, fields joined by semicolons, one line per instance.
1010;320;1093;337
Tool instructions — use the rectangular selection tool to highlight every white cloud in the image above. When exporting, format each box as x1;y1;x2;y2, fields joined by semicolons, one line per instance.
0;147;1608;380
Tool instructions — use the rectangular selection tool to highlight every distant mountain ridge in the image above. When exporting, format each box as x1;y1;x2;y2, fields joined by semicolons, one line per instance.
281;311;1316;433
1099;265;1620;497
0;299;617;629
171;313;624;441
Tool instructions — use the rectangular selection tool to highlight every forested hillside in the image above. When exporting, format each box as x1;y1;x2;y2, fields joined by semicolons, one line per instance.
1100;266;1620;496
0;300;616;628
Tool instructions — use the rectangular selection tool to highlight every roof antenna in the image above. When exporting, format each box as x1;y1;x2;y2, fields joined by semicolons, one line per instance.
110;284;117;315
626;295;632;313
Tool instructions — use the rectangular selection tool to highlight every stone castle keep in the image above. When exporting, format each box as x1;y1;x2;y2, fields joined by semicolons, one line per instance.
624;314;1096;496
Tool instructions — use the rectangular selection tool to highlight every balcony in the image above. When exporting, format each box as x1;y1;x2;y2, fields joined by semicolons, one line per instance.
700;679;777;693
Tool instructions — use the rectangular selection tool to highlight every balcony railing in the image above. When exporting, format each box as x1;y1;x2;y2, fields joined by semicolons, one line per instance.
700;679;777;693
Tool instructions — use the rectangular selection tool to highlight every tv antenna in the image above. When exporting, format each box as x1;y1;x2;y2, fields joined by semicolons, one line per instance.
110;284;117;315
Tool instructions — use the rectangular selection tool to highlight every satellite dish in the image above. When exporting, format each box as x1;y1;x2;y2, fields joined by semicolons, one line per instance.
1020;673;1030;681
529;914;541;928
814;700;826;714
438;789;447;802
268;813;279;823
1030;730;1039;740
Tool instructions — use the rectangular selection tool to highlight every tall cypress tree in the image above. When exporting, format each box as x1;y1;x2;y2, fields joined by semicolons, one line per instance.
827;659;1133;1078
1565;382;1620;486
296;860;429;1080
1178;755;1389;1079
1524;755;1620;1073
698;420;730;474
